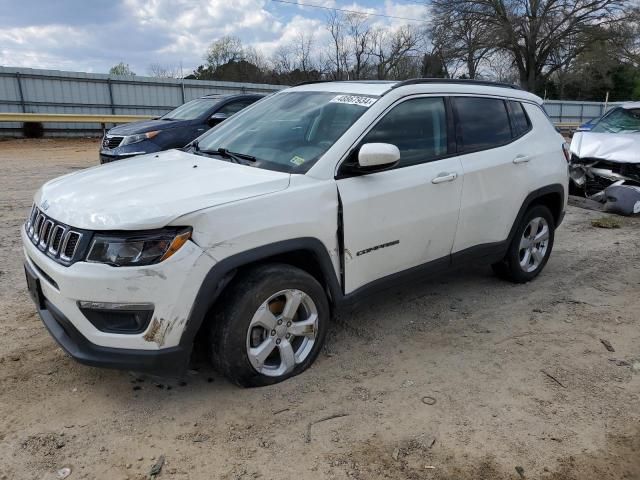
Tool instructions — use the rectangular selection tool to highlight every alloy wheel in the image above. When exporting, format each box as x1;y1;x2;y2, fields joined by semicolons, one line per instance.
245;289;318;377
518;216;550;273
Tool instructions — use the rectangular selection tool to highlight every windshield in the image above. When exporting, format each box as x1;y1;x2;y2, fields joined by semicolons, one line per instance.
592;108;640;133
162;98;220;120
194;91;377;173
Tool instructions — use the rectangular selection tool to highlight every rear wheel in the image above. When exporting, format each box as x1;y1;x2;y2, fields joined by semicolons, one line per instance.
209;264;329;387
492;205;555;283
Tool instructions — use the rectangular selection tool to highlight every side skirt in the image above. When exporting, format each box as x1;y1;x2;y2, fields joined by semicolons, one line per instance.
338;240;508;310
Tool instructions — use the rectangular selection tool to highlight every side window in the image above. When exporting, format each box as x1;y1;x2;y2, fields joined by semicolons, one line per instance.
360;97;448;168
453;97;512;152
217;100;253;116
507;101;531;138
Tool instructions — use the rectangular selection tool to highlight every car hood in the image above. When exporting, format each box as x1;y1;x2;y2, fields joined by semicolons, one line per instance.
570;132;640;164
34;149;290;230
108;118;191;135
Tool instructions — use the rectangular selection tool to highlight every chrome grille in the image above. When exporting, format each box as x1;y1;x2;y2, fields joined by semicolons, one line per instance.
25;206;83;264
38;219;54;249
62;232;81;260
48;225;65;255
103;135;124;149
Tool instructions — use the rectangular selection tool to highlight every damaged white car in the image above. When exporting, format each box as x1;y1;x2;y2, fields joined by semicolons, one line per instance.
569;102;640;215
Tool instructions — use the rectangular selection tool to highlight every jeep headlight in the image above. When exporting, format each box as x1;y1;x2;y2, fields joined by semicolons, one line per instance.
121;130;159;146
86;228;191;267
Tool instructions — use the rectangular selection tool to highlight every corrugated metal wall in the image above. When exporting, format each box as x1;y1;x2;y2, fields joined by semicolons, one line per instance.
0;66;284;137
542;100;625;124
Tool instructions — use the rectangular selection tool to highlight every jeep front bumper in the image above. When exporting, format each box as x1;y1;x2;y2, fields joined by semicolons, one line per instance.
21;225;216;376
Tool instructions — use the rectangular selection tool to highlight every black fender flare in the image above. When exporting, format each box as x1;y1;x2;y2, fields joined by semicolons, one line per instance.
177;237;342;352
451;183;566;267
506;184;565;245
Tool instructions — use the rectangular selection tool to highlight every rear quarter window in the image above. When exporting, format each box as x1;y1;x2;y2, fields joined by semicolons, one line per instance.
507;101;532;137
453;97;512;153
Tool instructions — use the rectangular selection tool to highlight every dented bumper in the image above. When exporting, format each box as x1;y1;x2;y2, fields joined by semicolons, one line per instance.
569;157;640;198
22;225;217;375
27;261;188;375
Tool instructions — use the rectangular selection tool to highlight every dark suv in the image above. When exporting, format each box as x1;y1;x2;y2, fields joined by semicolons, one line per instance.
99;93;263;164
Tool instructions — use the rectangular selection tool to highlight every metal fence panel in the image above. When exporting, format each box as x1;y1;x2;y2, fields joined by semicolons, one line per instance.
542;100;626;124
0;66;284;136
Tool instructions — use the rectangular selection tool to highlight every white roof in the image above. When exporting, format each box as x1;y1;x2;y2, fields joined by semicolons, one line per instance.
288;80;543;104
622;101;640;109
290;81;396;96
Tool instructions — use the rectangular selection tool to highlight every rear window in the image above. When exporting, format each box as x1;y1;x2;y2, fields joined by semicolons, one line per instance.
453;97;512;152
508;101;532;137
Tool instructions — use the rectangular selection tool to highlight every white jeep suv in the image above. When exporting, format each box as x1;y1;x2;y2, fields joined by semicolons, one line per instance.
23;79;569;387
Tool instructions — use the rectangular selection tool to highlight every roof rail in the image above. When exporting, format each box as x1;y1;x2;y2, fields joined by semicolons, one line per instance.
389;78;522;91
294;80;335;87
294;79;397;87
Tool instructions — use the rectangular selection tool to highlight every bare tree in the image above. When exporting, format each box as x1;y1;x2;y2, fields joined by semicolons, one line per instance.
325;11;348;79
441;0;631;91
429;23;463;78
270;33;317;79
147;63;182;78
369;25;421;80
429;0;498;79
244;46;269;71
611;7;640;66
294;32;316;75
271;45;294;75
345;13;373;79
484;51;519;84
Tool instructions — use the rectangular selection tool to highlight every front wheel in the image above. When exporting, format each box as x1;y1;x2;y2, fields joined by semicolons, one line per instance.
209;264;329;387
492;205;555;283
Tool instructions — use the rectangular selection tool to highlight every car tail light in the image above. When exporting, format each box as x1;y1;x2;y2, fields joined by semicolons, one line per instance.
562;143;571;163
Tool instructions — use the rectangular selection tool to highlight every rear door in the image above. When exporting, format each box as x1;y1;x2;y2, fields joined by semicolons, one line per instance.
450;96;534;254
337;96;463;294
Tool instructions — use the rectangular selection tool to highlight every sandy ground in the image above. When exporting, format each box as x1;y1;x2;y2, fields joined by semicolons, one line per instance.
0;138;639;480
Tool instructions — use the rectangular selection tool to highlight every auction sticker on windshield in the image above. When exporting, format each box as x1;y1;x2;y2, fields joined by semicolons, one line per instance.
330;95;377;107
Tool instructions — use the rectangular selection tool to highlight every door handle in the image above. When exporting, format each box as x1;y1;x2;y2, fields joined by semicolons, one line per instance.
431;172;458;184
513;155;531;164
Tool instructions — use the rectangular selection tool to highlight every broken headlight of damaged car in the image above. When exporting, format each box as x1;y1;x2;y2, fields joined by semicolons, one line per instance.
569;103;640;214
86;227;191;266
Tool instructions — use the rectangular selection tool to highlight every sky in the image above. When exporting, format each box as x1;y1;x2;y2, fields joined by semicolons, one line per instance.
0;0;427;76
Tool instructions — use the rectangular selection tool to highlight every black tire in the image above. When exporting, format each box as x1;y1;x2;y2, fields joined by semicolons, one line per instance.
209;263;330;387
491;205;555;283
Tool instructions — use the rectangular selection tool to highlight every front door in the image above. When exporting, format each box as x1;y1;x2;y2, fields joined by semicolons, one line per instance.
337;96;463;294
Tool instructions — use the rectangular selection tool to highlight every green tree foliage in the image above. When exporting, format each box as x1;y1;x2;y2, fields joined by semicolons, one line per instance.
109;62;135;76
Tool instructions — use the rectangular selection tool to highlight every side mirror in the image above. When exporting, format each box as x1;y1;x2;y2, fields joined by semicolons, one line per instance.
358;143;400;170
208;112;228;126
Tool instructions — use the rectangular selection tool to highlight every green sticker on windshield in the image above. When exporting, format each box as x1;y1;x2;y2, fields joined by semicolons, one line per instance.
290;155;305;166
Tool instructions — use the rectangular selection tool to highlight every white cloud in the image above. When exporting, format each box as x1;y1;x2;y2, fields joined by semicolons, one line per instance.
0;0;429;74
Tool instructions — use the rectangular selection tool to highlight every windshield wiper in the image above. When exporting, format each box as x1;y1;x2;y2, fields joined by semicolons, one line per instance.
214;148;256;164
189;142;256;165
